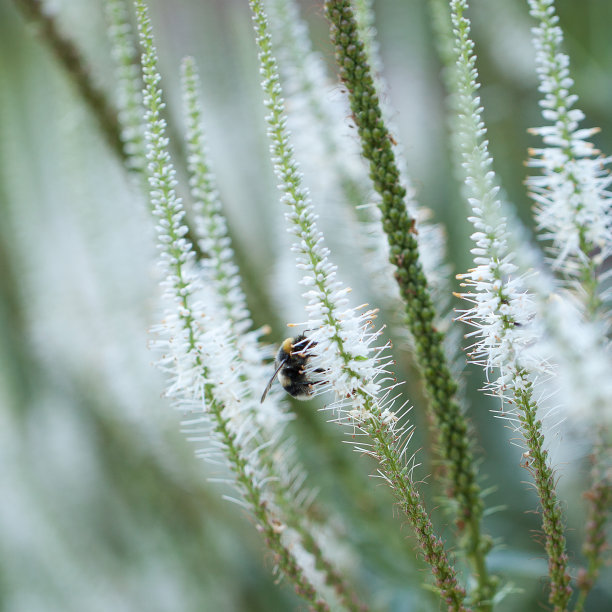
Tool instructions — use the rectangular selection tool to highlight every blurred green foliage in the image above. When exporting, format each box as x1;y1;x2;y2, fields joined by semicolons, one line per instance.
0;0;610;610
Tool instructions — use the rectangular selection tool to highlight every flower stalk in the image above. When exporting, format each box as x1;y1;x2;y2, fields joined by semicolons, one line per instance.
13;0;124;159
323;0;493;606
249;0;468;607
575;444;612;612
135;2;330;608
447;0;572;609
513;380;572;610
180;54;366;612
526;0;612;320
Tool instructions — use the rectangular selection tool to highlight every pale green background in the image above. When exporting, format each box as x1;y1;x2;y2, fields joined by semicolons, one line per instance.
1;1;611;610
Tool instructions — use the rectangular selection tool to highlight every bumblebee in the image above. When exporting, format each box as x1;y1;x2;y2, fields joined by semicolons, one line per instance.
260;334;320;402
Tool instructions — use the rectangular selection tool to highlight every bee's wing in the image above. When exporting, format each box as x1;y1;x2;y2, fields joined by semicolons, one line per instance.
260;358;287;403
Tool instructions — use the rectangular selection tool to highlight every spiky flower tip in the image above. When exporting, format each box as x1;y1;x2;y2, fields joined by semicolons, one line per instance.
249;0;393;422
135;0;258;447
447;0;547;398
456;225;544;397
526;0;612;313
444;0;611;428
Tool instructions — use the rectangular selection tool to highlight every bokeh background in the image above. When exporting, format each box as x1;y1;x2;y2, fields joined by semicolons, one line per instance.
1;0;611;610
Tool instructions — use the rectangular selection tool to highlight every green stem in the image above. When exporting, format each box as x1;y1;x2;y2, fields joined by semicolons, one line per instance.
208;394;330;612
365;417;470;611
514;376;572;611
574;445;612;612
13;0;125;160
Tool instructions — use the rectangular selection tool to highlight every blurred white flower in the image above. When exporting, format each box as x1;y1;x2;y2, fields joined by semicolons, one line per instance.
527;0;612;286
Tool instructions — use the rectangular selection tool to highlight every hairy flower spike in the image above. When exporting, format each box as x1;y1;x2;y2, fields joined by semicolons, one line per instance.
181;56;269;391
447;0;545;397
250;0;468;607
135;3;331;609
447;1;571;608
526;0;612;319
265;0;374;323
180;56;365;609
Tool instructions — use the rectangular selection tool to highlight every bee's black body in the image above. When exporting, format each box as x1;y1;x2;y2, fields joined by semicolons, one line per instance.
260;334;319;402
276;335;313;399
